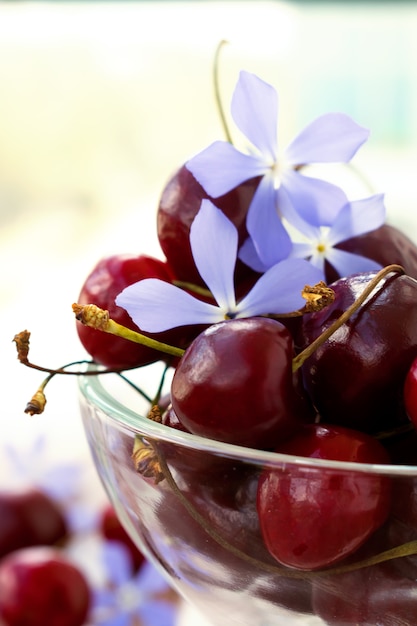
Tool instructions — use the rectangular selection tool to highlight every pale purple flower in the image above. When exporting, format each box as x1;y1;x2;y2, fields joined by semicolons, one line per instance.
186;70;370;271
116;200;323;333
286;193;386;276
92;542;176;626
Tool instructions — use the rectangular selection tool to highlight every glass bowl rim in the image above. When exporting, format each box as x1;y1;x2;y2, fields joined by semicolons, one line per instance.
78;371;417;477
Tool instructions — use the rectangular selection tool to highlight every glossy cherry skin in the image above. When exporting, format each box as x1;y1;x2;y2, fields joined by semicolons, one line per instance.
257;424;391;571
0;547;91;626
326;223;417;283
300;270;417;434
76;253;196;369
157;165;261;293
0;488;68;559
171;317;314;449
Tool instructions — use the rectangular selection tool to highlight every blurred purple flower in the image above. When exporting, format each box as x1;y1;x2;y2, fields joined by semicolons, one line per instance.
92;542;176;626
2;434;98;534
186;70;370;271
116;200;323;332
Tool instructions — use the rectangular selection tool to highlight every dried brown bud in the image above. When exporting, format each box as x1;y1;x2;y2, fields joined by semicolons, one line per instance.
72;303;110;331
302;282;335;313
147;405;162;423
13;330;31;364
25;389;47;415
132;437;164;484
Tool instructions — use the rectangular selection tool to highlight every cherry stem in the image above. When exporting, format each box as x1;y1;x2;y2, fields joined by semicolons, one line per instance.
213;40;232;144
72;303;185;358
292;264;405;373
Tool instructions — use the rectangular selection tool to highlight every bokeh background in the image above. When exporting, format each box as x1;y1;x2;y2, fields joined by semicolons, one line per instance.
1;2;417;624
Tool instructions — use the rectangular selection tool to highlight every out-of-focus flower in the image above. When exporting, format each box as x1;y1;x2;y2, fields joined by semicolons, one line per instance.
92;542;176;626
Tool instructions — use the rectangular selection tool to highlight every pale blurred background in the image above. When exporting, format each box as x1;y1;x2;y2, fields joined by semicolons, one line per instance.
1;2;417;624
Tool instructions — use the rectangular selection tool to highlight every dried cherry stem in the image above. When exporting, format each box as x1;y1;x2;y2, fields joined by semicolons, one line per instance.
292;264;405;373
213;39;232;143
148;441;417;579
72;303;185;359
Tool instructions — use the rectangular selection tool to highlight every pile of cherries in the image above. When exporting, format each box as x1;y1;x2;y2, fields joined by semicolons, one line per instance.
0;485;145;626
72;153;417;618
17;64;417;624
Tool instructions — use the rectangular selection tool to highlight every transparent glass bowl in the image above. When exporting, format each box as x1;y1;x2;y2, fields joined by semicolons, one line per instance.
78;366;417;626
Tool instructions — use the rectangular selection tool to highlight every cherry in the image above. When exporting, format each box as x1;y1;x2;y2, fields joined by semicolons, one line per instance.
0;546;90;626
100;503;145;571
326;223;417;283
0;488;68;559
257;424;391;571
300;269;417;434
171;317;314;449
76;253;195;369
157;165;261;292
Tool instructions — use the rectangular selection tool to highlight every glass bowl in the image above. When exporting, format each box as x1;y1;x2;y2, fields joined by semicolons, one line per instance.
78;365;417;626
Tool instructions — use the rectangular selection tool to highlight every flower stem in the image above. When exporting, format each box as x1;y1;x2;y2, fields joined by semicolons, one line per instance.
213;40;232;143
72;303;185;358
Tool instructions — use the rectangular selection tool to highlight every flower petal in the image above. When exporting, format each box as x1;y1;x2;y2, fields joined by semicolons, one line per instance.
325;247;382;278
190;200;237;311
116;279;223;332
231;70;278;161
186;141;267;198
100;542;132;586
277;186;321;240
139;601;177;626
237;258;324;316
283;169;348;226
290;241;318;260
246;173;292;269
327;194;386;246
136;562;171;596
285;113;369;165
238;237;270;273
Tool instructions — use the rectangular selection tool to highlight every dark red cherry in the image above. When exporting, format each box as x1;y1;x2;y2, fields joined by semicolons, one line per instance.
326;223;417;283
99;503;145;571
0;547;91;626
171;317;314;449
76;253;194;369
0;488;68;559
157;165;261;290
257;424;391;571
300;269;417;434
